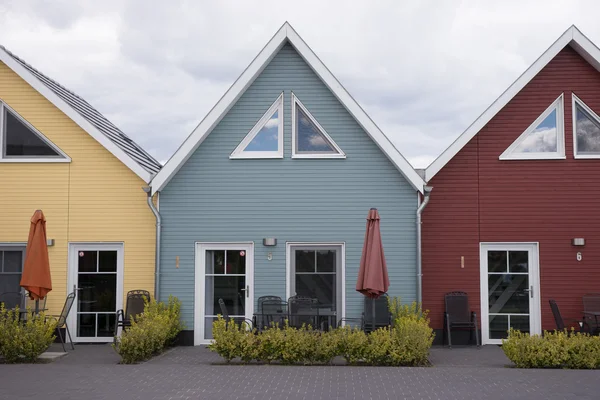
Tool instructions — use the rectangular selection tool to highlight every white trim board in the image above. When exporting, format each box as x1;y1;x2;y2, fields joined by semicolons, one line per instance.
426;25;600;181
151;22;424;194
0;47;153;182
572;93;600;158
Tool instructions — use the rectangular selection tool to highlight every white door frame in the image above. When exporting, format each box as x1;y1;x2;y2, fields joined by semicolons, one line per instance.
479;242;541;345
194;242;254;345
285;242;346;322
67;242;124;343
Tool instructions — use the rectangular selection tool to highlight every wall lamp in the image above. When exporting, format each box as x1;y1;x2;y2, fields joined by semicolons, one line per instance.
263;238;277;246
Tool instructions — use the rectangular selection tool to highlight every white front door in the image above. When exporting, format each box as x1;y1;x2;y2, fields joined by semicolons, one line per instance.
480;243;541;345
195;242;254;345
67;243;124;343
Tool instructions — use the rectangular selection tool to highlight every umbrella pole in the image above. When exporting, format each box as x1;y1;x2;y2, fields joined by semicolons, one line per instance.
372;298;375;332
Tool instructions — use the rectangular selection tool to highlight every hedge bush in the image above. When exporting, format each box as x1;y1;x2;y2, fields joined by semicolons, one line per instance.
0;305;57;363
113;296;183;364
502;328;600;369
209;298;434;366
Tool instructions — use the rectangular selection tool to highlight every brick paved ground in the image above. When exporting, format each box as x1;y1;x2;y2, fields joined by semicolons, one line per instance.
0;344;598;400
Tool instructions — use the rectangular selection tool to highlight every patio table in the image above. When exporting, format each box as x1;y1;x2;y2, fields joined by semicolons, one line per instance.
252;310;337;331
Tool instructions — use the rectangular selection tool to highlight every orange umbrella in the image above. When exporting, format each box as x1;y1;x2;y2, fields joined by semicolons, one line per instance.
20;210;52;309
356;208;390;299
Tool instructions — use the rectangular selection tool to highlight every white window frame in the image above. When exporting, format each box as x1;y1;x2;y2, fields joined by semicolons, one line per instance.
291;93;345;159
572;93;600;159
285;242;345;321
0;100;70;163
230;93;283;159
499;93;565;160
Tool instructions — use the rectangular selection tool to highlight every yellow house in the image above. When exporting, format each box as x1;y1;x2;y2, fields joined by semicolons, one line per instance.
0;45;161;343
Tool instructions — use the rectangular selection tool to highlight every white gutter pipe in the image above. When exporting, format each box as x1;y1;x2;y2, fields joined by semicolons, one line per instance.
416;185;433;304
143;187;161;300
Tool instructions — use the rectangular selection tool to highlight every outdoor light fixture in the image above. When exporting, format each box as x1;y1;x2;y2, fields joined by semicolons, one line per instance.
572;238;585;246
46;239;55;247
263;238;277;246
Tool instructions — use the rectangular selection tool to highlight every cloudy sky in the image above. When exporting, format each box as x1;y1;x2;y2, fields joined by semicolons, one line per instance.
1;0;599;168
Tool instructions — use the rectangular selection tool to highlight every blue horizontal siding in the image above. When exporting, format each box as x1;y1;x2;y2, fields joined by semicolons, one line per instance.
159;42;417;330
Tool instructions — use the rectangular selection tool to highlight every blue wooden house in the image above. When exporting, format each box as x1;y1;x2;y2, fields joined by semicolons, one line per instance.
150;23;425;345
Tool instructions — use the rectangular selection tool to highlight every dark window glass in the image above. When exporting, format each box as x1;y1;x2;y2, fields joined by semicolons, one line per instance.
295;274;334;308
316;250;335;272
489;315;509;339
295;250;315;272
205;275;245;316
205;250;224;274
4;109;59;157
488;274;529;314
487;251;507;273
226;250;246;274
97;313;117;337
98;251;117;272
509;251;528;273
78;251;97;273
77;274;117;312
3;251;23;272
78;313;96;337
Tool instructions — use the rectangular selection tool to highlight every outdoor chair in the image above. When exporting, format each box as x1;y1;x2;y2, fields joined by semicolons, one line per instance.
443;291;479;347
582;293;600;335
257;295;282;313
338;294;391;333
0;291;24;310
217;298;253;330
114;290;150;339
256;299;287;330
51;291;76;352
549;299;584;333
288;296;319;329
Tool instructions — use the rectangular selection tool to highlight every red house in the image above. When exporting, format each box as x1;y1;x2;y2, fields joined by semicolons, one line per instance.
422;26;600;345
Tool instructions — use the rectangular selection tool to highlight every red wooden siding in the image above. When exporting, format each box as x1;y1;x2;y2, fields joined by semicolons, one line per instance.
423;45;600;332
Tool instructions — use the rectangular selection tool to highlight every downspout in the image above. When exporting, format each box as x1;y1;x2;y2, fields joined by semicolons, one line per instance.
143;187;161;301
416;185;433;305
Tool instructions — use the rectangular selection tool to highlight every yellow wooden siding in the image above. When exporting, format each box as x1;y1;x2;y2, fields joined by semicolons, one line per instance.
0;61;156;316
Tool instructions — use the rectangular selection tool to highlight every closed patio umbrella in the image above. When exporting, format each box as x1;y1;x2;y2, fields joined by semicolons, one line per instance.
20;210;52;313
356;208;389;331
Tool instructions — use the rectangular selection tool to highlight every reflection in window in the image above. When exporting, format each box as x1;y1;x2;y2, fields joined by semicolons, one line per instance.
244;110;279;152
575;103;600;155
296;106;336;153
512;109;557;153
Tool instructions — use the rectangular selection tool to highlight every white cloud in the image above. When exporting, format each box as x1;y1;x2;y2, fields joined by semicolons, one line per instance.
1;0;599;166
263;116;279;129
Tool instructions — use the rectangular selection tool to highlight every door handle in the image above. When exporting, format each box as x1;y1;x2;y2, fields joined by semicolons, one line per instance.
240;285;249;298
523;286;533;298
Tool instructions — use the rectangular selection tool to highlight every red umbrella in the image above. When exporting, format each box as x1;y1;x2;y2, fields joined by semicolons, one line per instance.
20;210;52;312
356;208;389;330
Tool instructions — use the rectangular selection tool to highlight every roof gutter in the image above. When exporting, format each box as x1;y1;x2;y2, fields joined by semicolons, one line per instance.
143;187;161;301
416;185;433;304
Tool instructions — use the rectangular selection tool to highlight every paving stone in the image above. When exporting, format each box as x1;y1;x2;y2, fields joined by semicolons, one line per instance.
0;344;598;400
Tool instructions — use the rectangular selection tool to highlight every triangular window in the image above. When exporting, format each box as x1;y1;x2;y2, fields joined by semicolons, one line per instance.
1;102;69;161
230;93;283;159
292;94;345;158
500;94;565;160
573;94;600;157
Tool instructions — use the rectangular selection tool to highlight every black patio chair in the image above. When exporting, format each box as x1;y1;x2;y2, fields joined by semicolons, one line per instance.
257;295;282;313
218;298;253;330
114;290;150;339
288;296;319;329
51;291;76;351
549;299;584;333
256;299;287;330
443;291;479;348
582;293;600;335
364;294;392;333
0;291;24;310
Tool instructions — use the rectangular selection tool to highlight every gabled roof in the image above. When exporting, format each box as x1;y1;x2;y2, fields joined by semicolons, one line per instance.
425;25;600;182
151;22;425;194
0;45;161;182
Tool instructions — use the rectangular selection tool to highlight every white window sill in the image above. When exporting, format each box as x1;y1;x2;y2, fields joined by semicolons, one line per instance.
498;155;566;161
292;154;346;159
0;157;71;163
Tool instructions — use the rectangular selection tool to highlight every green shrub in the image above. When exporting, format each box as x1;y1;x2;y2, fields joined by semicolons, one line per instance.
364;327;393;365
314;328;343;364
389;316;434;366
208;316;243;363
0;305;56;363
113;296;183;364
339;326;369;365
502;329;600;369
255;322;285;364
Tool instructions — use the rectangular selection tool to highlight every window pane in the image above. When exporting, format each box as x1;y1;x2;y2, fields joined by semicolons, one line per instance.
4;109;59;156
488;274;529;314
509;251;528;273
316;250;335;272
489;315;508;339
487;251;507;273
205;250;224;274
295;250;315;272
226;250;246;274
296;106;336;153
3;251;23;272
295;274;334;308
205;275;245;316
98;251;117;272
576;106;600;154
0;276;22;304
244;110;279;152
77;274;117;312
78;251;97;273
512;109;558;153
78;313;96;337
510;315;530;334
97;313;117;337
